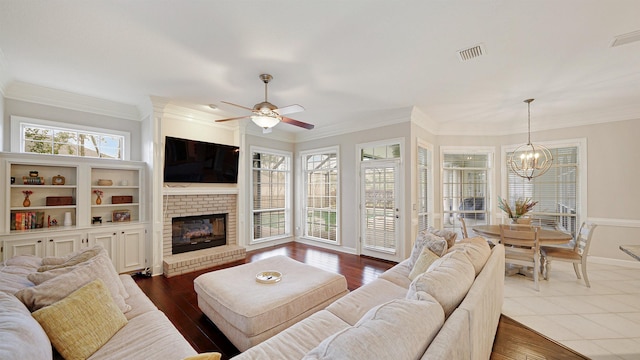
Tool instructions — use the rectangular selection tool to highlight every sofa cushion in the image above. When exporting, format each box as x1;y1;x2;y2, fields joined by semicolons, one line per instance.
233;310;350;360
89;309;198;360
409;231;448;268
16;252;131;313
377;259;412;288
0;291;52;360
407;251;475;317
326;278;407;325
428;226;458;248
303;298;444;360
408;247;440;281
446;236;492;276
38;244;103;272
29;248;129;300
32;279;127;360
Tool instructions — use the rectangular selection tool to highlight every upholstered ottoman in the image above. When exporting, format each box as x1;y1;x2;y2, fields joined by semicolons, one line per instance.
193;255;349;351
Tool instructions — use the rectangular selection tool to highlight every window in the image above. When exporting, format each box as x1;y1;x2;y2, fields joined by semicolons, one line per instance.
505;144;581;237
301;147;339;243
12;116;128;160
441;148;492;238
251;148;291;243
417;143;433;232
361;143;401;160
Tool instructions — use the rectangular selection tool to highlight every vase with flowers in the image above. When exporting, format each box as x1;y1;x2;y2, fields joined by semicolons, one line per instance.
22;190;33;207
93;189;104;205
497;196;538;222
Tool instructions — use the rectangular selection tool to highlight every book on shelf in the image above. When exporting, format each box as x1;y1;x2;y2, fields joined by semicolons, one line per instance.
11;211;45;230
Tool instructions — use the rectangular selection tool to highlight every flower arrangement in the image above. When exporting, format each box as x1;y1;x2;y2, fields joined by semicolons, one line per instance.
22;190;33;197
93;189;104;197
497;196;538;219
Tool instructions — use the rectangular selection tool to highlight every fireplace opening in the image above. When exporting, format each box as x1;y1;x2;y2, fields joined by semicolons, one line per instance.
172;213;227;255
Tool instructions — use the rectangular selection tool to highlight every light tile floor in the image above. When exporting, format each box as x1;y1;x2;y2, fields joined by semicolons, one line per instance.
503;261;640;359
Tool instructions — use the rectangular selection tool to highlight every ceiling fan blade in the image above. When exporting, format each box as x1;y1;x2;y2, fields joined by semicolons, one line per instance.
221;101;255;112
281;116;315;130
215;116;251;122
274;104;305;116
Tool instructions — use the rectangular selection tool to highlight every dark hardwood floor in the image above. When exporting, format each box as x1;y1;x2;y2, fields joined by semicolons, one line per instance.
134;242;588;360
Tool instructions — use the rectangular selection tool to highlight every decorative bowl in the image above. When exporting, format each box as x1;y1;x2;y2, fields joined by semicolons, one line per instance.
97;179;113;186
255;271;282;284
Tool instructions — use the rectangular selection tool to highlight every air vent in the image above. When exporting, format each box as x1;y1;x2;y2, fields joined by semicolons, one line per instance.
457;44;485;61
611;30;640;47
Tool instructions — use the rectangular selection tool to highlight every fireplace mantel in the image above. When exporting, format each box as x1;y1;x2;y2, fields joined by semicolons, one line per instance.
163;187;239;196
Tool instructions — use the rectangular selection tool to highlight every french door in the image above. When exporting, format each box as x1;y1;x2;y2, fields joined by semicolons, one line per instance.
360;160;401;262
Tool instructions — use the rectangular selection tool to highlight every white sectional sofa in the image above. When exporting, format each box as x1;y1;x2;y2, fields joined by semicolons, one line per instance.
0;246;198;360
233;235;505;360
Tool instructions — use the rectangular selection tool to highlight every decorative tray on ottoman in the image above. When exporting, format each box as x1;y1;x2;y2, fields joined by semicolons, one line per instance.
255;271;282;284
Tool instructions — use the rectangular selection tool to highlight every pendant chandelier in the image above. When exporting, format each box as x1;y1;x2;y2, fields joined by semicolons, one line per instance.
508;99;553;181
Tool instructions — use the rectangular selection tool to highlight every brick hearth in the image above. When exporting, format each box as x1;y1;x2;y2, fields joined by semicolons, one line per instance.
162;193;245;277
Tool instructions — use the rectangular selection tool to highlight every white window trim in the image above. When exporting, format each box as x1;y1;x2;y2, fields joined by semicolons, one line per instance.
249;146;292;245
298;146;341;245
501;138;587;226
417;139;434;231
11;116;131;160
439;146;496;229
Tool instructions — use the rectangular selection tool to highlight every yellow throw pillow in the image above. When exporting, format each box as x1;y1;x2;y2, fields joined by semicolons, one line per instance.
32;279;127;360
183;353;222;360
408;247;440;281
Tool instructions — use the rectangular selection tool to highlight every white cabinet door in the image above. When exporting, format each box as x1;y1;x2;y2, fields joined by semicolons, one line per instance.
45;233;83;257
117;228;145;273
88;231;118;268
3;236;46;260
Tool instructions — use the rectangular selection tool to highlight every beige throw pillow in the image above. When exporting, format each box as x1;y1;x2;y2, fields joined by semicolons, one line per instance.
17;252;131;313
38;244;104;272
409;231;448;268
32;279;127;360
408;247;440;281
428;226;458;248
0;291;52;360
29;249;129;300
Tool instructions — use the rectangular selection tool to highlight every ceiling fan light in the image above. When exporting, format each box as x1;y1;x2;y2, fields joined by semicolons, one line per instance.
251;115;280;129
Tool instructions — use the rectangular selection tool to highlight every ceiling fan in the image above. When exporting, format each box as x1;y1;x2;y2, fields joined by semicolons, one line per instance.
215;74;314;133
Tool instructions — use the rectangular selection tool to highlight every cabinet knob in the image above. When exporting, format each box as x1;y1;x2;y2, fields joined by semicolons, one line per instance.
113;233;117;236
37;240;42;243
49;239;53;242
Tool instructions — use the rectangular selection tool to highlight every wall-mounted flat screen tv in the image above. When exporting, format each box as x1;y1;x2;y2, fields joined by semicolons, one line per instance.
164;136;239;183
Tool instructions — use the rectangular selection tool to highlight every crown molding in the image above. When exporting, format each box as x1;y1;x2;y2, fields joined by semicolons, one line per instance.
4;81;141;121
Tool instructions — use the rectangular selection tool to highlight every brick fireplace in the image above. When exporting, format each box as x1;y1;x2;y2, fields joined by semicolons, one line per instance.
162;192;245;277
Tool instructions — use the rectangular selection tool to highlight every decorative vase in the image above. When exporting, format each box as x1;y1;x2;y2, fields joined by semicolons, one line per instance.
96;196;102;205
23;196;31;207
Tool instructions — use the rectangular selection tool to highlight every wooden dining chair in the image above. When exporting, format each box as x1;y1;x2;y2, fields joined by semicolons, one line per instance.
500;224;540;291
541;222;597;287
460;217;469;238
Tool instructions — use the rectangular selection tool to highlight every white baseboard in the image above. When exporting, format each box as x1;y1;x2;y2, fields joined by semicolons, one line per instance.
294;237;358;255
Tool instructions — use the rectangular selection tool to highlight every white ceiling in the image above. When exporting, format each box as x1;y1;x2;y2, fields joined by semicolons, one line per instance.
1;0;639;136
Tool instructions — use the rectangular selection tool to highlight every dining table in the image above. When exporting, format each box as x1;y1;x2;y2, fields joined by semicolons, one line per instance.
471;224;573;245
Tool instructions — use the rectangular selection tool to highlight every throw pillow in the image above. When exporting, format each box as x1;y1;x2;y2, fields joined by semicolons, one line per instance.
183;353;222;360
409;231;447;268
408;247;440;281
32;279;127;360
29;250;129;300
38;244;104;272
17;252;131;313
0;291;52;360
407;251;475;317
428;226;458;248
303;298;444;360
446;236;492;276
